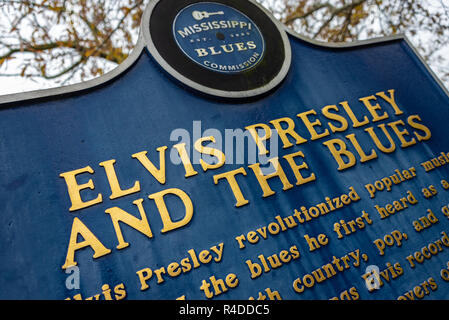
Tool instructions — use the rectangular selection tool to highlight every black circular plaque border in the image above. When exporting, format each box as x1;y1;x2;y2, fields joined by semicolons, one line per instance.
142;0;291;98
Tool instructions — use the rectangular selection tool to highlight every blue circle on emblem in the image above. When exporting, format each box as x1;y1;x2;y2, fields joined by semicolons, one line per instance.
173;2;265;73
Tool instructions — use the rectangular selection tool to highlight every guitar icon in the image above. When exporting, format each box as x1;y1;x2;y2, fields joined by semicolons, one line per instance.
192;10;225;20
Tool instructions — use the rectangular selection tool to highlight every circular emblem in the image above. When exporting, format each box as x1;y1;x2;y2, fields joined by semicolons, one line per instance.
142;0;291;98
173;2;265;74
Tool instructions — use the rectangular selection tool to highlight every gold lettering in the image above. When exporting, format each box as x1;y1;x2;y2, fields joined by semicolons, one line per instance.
60;166;103;212
321;105;349;133
269;117;307;149
346;133;378;163
323;138;356;171
149;188;194;233
248;158;294;197
364;124;396;153
282;151;316;185
173;143;199;178
105;199;153;250
388;120;416;148
359;95;389;122
194;136;226;172
340;101;369;128
407;115;432;142
376;89;404;115
213;167;249;207
245;123;272;155
297;109;330;140
99;159;140;200
62;217;111;269
132;146;168;184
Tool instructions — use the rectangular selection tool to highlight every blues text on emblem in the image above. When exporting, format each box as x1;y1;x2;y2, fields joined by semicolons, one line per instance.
173;2;265;73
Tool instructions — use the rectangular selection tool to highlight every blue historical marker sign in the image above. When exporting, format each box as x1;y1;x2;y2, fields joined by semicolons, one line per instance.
1;0;449;301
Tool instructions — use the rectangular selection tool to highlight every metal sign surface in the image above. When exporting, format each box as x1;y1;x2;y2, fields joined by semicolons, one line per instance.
1;0;449;301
